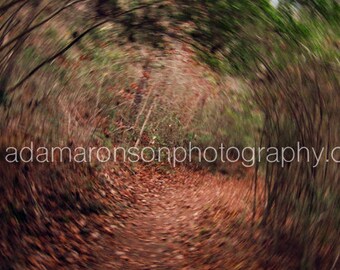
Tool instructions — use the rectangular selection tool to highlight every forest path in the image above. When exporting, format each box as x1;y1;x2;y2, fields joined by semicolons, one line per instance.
89;166;294;270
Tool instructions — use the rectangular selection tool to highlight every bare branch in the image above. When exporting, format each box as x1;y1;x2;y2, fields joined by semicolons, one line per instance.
7;0;164;92
0;0;25;15
7;19;108;93
0;0;85;52
0;0;28;34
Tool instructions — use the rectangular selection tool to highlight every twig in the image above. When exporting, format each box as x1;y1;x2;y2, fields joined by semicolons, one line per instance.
7;0;164;93
134;102;155;148
0;0;25;15
7;19;108;92
0;0;85;52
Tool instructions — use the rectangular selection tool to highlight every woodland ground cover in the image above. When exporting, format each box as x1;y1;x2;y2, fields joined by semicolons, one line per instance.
0;0;339;269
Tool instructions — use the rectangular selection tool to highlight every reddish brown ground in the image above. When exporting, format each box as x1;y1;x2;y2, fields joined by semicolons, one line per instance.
86;165;298;270
17;164;299;269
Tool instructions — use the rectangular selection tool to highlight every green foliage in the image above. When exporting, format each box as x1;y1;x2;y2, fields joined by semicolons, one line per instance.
193;88;262;149
44;27;59;40
175;0;339;75
289;0;340;23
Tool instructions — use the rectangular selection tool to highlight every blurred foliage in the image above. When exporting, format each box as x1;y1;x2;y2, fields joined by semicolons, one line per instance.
0;0;339;268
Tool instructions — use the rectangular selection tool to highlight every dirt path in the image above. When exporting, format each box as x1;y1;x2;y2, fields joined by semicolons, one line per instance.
86;166;297;270
17;164;298;269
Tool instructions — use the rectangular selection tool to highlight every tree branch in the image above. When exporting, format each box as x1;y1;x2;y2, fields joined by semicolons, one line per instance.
7;1;165;93
0;0;85;52
0;0;25;15
7;19;108;93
